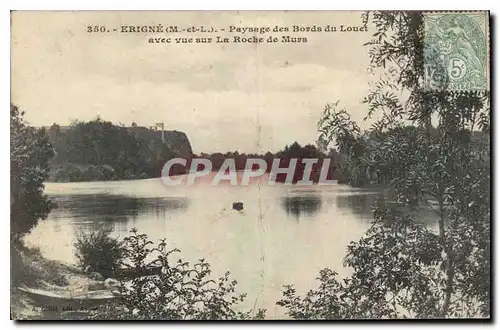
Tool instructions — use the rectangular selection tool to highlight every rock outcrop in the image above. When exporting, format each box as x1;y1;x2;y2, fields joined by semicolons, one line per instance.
126;127;193;159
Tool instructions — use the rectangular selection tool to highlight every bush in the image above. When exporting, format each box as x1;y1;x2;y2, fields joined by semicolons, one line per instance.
74;226;125;278
89;228;265;320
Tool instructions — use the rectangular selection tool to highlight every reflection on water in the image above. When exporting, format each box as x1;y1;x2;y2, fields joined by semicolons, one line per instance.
336;193;376;217
25;179;436;318
281;195;322;220
51;195;189;230
337;192;439;227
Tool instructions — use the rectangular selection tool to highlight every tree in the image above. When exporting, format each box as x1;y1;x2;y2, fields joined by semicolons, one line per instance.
317;102;369;186
279;11;490;318
10;104;55;238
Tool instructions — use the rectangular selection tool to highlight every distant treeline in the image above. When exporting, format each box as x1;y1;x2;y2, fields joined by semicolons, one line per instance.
190;142;341;183
48;118;482;187
45;118;344;183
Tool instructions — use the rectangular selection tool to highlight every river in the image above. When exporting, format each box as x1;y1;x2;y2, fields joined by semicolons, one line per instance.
25;175;400;318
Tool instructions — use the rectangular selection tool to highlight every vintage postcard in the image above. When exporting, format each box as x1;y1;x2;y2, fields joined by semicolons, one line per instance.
10;10;491;320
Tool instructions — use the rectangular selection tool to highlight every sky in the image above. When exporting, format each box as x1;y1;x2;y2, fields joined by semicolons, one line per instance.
11;11;376;154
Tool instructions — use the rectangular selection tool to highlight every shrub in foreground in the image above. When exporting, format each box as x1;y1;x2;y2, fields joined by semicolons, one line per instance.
74;226;126;278
90;228;265;320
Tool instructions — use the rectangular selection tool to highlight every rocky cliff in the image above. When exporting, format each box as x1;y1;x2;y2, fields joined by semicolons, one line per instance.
127;126;193;159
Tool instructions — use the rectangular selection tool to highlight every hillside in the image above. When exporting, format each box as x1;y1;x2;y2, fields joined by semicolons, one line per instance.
44;119;193;182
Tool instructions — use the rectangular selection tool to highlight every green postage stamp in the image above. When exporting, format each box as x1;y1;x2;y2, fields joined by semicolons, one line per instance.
424;11;489;91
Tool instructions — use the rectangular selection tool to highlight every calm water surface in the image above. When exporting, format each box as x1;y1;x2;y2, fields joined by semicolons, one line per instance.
26;175;395;318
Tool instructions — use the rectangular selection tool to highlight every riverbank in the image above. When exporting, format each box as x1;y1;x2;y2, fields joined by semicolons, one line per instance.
11;241;97;320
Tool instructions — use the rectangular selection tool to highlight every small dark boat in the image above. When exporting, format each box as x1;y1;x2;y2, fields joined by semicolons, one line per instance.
232;202;244;211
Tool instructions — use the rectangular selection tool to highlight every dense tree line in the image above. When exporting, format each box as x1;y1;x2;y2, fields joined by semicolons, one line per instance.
47;118;188;182
193;142;340;183
45;118;342;183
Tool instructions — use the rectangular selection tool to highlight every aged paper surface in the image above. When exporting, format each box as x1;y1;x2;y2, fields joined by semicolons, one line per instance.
11;11;490;320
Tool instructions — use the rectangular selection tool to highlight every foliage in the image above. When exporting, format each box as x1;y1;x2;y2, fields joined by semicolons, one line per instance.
74;226;126;278
10;104;55;237
90;228;265;320
49;163;119;182
280;11;490;319
318;102;371;186
47;116;341;183
195;142;340;183
196;142;328;171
